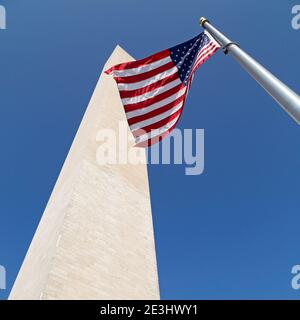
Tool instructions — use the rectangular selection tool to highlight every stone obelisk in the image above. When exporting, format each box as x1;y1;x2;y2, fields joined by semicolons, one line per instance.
9;46;160;300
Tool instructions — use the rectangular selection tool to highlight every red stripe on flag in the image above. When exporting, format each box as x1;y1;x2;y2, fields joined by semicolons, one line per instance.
124;83;184;112
195;43;215;62
192;45;219;73
127;94;185;126
119;73;179;98
134;120;179;148
134;94;187;147
105;50;170;74
132;108;182;137
113;61;175;84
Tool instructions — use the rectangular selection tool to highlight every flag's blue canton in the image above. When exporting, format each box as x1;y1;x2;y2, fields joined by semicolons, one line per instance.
170;33;210;85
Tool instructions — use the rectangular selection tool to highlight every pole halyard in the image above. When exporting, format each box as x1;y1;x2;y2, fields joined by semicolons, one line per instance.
199;17;300;125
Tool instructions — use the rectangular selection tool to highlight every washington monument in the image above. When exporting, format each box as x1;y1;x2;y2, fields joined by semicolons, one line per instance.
9;46;160;300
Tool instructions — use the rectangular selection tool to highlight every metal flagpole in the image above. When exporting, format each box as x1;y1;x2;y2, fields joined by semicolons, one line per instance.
199;17;300;125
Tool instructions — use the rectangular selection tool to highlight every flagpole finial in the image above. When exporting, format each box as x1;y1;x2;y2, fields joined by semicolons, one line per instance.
199;17;209;26
198;18;300;125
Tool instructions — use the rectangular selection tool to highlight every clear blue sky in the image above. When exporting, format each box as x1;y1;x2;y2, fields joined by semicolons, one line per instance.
1;0;300;299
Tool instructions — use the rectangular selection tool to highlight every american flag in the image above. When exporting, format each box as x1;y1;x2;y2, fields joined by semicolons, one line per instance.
105;31;220;147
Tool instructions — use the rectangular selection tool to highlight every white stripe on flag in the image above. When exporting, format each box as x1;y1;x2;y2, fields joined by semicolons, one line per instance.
130;100;184;130
192;45;218;72
117;67;178;91
126;86;187;119
110;56;172;77
204;30;221;48
135;116;180;144
122;78;182;105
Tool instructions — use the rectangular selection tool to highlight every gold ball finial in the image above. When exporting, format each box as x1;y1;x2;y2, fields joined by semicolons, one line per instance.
199;17;209;26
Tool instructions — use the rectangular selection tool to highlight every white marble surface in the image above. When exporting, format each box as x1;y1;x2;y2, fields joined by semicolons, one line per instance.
9;46;160;300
